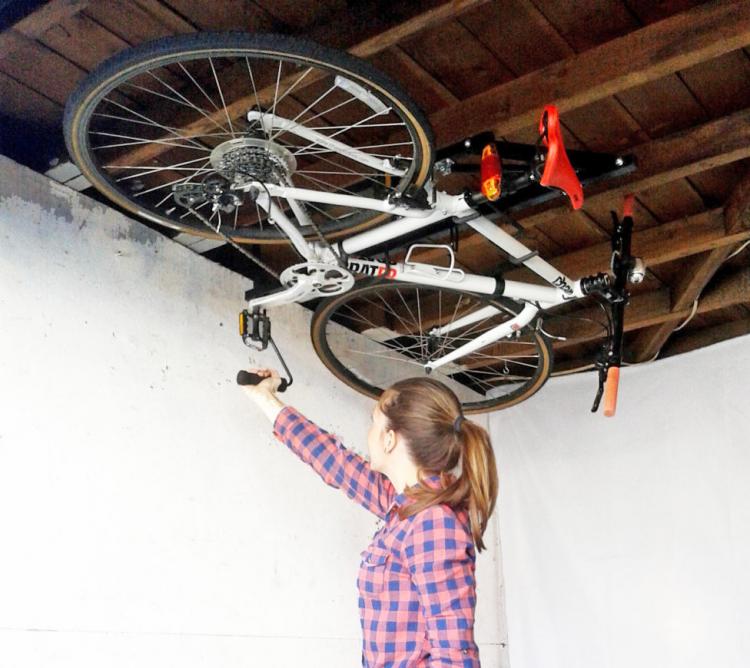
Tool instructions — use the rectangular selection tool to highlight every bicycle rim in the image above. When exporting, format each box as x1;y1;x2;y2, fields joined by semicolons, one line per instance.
311;281;553;413
64;32;434;243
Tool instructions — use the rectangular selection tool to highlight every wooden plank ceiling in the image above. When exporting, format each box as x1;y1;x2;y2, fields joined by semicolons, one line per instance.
2;0;750;372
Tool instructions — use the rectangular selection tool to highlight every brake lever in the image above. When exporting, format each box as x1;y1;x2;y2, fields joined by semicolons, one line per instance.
591;366;606;413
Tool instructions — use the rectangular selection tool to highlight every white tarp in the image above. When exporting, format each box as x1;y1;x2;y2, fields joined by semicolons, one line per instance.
490;335;750;668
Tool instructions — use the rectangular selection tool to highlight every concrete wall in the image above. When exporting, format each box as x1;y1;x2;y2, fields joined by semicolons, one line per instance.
0;156;508;667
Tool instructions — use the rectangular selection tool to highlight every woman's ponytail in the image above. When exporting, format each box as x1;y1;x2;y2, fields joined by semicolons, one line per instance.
379;378;499;552
456;419;498;551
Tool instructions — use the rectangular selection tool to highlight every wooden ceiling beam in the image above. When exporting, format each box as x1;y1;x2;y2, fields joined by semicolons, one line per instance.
107;0;488;168
413;105;750;266
388;45;460;106
418;205;742;282
324;0;492;59
630;168;750;361
661;315;750;359
504;208;746;282
429;0;750;145
554;264;750;353
464;264;750;369
0;0;91;40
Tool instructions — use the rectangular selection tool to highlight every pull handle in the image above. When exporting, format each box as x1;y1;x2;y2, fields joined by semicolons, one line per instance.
236;370;289;393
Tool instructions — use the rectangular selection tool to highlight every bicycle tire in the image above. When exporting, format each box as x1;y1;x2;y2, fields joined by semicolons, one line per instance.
64;32;435;244
311;280;553;413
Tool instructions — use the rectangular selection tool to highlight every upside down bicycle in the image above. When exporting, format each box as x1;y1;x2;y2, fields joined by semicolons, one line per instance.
64;32;643;415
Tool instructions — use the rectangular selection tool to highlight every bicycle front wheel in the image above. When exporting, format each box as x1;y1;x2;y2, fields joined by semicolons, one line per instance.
311;281;553;413
64;32;434;243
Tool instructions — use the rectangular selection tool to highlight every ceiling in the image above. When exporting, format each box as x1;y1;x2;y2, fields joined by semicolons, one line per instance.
2;0;750;376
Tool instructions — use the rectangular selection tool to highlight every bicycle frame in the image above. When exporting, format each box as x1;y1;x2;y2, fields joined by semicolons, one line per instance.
242;180;586;374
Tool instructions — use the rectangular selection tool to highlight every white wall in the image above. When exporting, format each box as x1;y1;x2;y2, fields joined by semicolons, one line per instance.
490;336;750;668
0;156;507;667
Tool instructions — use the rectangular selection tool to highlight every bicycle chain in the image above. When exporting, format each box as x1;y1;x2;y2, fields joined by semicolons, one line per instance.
187;205;280;281
189;198;348;281
303;210;348;270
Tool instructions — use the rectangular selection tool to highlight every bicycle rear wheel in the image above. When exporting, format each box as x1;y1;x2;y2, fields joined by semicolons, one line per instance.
311;280;553;413
64;32;434;243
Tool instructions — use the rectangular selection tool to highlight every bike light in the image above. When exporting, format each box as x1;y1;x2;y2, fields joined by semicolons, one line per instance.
480;143;502;201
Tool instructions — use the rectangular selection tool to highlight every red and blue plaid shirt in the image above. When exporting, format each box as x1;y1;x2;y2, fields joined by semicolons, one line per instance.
273;406;481;667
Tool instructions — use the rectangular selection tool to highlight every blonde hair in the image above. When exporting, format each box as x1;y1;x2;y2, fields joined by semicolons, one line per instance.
378;378;499;551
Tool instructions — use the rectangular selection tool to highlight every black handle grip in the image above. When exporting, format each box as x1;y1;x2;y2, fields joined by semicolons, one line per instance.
236;370;288;392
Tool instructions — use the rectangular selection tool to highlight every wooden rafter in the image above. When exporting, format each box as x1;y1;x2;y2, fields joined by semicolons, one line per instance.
0;0;91;41
504;209;745;282
662;316;750;358
340;0;492;59
388;46;460;106
630;169;750;361
547;265;750;373
428;0;750;145
414;105;750;266
108;0;489;168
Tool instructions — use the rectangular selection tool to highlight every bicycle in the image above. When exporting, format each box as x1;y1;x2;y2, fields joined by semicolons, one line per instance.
63;32;643;415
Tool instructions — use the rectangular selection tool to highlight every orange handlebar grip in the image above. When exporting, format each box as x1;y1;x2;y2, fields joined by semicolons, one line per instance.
603;366;620;418
623;193;635;219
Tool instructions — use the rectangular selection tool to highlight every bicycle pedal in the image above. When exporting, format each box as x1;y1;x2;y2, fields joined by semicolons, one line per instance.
239;308;271;349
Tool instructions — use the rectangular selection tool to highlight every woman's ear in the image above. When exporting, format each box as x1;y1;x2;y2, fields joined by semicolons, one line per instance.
384;429;396;454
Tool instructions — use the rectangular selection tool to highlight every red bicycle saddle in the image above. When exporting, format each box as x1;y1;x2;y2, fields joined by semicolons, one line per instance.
539;105;584;210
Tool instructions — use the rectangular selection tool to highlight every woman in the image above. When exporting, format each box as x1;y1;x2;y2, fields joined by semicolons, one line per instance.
243;368;499;667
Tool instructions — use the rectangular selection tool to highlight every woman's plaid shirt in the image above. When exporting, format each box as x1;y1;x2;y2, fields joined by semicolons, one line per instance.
273;406;481;667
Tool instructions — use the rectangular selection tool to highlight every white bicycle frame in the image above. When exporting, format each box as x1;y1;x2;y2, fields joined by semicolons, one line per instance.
241;111;588;374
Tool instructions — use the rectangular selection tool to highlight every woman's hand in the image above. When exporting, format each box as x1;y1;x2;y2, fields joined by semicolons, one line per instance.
242;367;282;396
241;368;286;422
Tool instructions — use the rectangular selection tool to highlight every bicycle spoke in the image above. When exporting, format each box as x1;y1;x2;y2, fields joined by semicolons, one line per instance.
99;98;206;148
320;284;547;407
115;166;213;182
104;155;213;171
268;65;314;126
309;152;397;192
300;107;392;146
133;170;207;198
92;111;232;139
209;57;235;137
306;122;407;132
74;41;426;241
294;171;360;197
269;60;283;122
288;94;358;130
179;199;210;218
245;57;268;140
178;61;223;114
146;69;231;134
270;83;338;142
296;170;382;176
338;347;428;368
92;136;212;151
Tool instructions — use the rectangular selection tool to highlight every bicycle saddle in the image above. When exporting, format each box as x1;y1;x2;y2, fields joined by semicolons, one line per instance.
539;105;584;210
